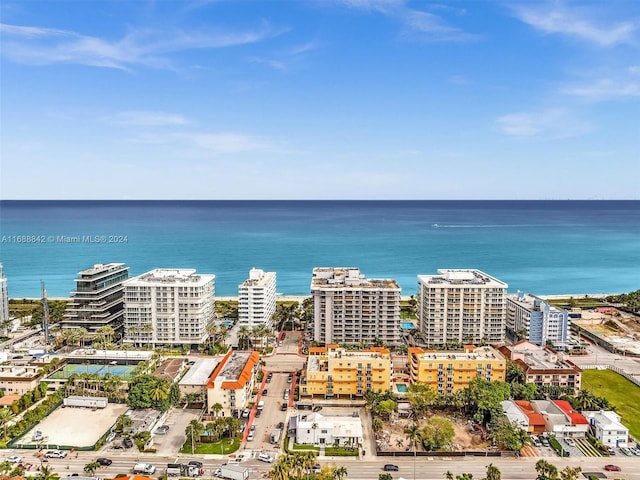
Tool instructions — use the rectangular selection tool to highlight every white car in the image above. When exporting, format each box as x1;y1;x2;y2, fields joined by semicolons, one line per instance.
6;455;22;463
258;453;274;463
133;463;156;474
44;450;67;458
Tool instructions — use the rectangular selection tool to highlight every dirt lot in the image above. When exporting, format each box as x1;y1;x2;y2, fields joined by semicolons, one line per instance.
376;415;490;453
19;403;128;448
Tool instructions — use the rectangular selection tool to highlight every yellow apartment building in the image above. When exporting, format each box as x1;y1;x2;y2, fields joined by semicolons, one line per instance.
407;345;506;394
301;344;391;398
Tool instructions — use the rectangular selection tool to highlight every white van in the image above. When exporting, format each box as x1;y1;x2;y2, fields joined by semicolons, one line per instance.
257;400;265;411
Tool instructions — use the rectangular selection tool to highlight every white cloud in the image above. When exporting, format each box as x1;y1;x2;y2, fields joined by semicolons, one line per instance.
561;79;640;100
496;108;591;138
448;74;470;85
107;111;190;127
335;0;479;42
511;4;637;47
0;21;282;70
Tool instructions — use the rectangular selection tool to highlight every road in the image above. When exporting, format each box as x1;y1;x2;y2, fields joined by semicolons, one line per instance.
8;449;640;479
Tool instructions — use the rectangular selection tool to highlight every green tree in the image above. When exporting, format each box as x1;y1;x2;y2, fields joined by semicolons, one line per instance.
0;408;14;440
333;465;348;480
421;416;455;451
559;467;581;480
372;417;383;434
186;418;205;453
406;382;439;419
405;423;422;480
375;399;398;420
114;413;132;433
489;417;530;452
83;461;102;476
379;474;393;480
34;464;60;480
535;460;559;480
484;464;501;480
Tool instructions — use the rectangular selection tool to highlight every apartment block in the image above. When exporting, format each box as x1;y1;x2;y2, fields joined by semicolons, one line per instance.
498;340;581;394
417;269;508;347
62;263;129;334
0;365;45;395
123;269;215;347
311;267;401;345
301;344;391;398
206;351;260;418
407;345;506;394
506;292;569;347
238;268;277;329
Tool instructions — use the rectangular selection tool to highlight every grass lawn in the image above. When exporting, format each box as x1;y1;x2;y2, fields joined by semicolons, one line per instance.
324;446;359;456
180;437;241;455
582;369;640;439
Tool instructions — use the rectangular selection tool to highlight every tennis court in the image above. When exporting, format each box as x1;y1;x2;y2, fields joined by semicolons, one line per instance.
49;363;138;379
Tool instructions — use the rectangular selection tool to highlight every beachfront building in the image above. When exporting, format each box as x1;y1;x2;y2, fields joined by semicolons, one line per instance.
310;267;401;345
300;345;391;398
498;341;582;394
0;365;46;395
123;269;215;348
582;410;629;448
238;268;277;329
416;269;508;347
206;350;260;418
62;263;129;335
407;345;506;395
506;292;569;347
293;411;363;446
0;264;9;335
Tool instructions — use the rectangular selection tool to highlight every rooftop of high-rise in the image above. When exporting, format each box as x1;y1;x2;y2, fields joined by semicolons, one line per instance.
418;269;508;288
311;267;400;290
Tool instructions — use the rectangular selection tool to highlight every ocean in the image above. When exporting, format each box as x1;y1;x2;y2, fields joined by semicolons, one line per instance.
0;200;639;298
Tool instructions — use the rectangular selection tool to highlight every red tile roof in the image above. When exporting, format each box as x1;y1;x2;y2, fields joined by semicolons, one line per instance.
553;400;589;425
515;400;546;426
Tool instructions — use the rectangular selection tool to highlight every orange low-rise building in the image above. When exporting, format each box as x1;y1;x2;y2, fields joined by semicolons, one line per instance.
206;350;260;418
407;345;506;394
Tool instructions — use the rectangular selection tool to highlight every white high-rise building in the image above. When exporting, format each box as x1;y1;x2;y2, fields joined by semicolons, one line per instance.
311;267;401;345
123;269;215;347
506;292;569;347
238;268;277;329
0;264;9;329
417;269;508;347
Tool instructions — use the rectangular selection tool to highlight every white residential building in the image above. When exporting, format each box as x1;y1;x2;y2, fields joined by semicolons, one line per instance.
238;268;277;329
417;269;508;347
583;410;629;448
294;411;363;446
123;269;215;347
0;264;9;331
311;267;401;345
506;292;569;347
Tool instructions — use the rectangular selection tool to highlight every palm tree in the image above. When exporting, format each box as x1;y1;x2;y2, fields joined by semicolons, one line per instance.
269;462;288;480
0;408;14;440
150;380;170;402
372;417;383;436
485;463;501;480
238;326;250;349
334;466;348;480
186;419;205;454
211;402;223;417
34;464;60;480
0;461;12;475
404;423;422;480
84;461;102;476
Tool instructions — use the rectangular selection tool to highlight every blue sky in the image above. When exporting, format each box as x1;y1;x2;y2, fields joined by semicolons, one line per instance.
1;0;638;200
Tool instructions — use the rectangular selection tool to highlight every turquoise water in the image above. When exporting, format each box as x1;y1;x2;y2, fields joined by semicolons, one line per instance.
396;384;408;393
49;363;137;379
1;200;639;298
401;322;416;330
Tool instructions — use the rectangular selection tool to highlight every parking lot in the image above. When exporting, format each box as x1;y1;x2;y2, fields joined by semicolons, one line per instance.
150;409;202;455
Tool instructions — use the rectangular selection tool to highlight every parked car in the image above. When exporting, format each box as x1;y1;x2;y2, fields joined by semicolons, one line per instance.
531;436;542;447
247;431;254;441
262;389;268;396
287;374;293;383
540;436;549;447
241;409;250;418
604;465;621;472
277;422;284;429
312;465;322;474
188;461;203;469
156;425;170;434
123;437;134;448
266;373;273;383
313;406;322;412
565;438;575;447
258;453;274;463
96;458;112;466
281;403;288;411
383;464;399;472
133;463;156;474
44;450;67;458
6;456;22;464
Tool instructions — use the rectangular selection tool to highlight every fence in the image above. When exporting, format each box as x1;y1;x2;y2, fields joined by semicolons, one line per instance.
580;364;640;388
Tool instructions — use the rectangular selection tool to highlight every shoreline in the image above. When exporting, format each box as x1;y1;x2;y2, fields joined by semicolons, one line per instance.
10;293;620;303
